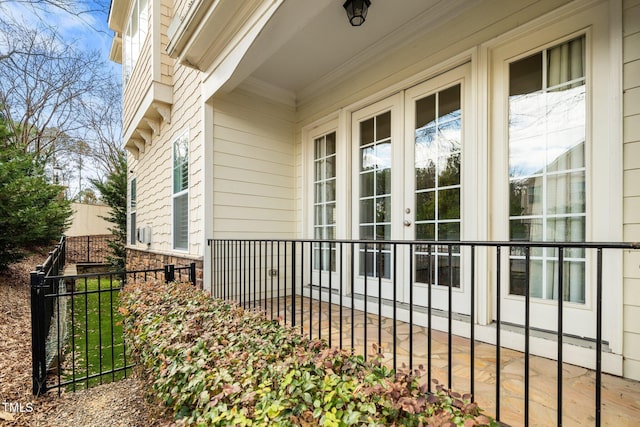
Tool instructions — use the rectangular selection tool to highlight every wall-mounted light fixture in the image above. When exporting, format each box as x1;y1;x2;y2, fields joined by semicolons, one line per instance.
343;0;371;26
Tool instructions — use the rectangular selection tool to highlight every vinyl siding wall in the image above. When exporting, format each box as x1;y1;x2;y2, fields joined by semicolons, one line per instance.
623;0;640;380
159;0;173;86
211;90;296;239
126;59;202;256
122;2;152;133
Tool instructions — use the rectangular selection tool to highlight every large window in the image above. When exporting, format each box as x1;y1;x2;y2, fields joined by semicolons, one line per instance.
173;132;189;251
130;178;137;245
313;131;337;271
123;0;148;85
508;36;586;303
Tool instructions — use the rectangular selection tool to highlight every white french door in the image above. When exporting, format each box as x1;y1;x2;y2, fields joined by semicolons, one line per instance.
351;64;472;315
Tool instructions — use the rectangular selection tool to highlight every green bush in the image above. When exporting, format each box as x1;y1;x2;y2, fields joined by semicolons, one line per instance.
121;280;498;426
0;144;72;270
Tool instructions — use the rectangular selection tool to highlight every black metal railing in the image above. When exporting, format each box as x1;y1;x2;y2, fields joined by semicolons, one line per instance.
31;237;197;395
207;238;640;427
65;234;112;264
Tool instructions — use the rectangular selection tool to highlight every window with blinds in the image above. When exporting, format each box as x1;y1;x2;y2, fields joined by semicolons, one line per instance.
130;178;137;245
173;132;189;250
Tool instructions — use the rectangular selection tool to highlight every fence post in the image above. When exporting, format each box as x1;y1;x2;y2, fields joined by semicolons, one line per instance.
164;264;175;283
30;271;48;395
87;236;91;263
189;262;197;287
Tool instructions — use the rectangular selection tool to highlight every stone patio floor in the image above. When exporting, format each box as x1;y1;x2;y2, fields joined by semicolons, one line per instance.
255;295;640;426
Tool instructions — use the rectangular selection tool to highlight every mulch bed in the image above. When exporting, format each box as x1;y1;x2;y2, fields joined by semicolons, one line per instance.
0;249;169;426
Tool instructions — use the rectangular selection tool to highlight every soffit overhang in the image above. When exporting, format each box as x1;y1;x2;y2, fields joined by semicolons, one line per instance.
166;0;482;104
166;0;280;70
110;34;123;64
108;0;129;34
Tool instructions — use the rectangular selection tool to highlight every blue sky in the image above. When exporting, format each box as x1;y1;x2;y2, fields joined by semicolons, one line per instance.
1;0;122;197
2;0;120;79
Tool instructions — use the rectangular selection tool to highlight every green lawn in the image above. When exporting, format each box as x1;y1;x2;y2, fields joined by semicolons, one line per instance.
64;276;131;389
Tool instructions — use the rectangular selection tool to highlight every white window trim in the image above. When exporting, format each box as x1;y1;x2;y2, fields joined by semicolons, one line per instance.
303;117;341;239
129;177;137;246
172;130;189;252
123;0;148;85
487;1;623;357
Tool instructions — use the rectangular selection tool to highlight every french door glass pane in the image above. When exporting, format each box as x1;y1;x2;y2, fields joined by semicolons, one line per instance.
414;84;462;288
508;36;587;302
359;111;392;279
313;132;337;272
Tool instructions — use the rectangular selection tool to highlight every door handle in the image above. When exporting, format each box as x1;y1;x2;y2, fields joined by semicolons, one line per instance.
403;219;412;227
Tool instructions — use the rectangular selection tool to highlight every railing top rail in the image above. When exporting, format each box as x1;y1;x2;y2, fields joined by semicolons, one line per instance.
45;264;194;280
206;238;640;250
40;236;66;275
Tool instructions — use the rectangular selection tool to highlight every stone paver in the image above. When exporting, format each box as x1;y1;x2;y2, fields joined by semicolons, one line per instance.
256;295;640;426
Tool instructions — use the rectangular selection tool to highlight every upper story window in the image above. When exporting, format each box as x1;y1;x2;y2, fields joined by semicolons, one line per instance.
123;0;148;85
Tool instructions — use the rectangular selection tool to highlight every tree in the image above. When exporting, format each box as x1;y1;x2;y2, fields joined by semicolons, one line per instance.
0;22;107;158
91;152;127;270
77;78;124;179
1;1;120;195
0;126;72;270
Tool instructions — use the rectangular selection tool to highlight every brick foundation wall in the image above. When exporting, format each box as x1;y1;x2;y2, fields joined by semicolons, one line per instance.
126;248;204;289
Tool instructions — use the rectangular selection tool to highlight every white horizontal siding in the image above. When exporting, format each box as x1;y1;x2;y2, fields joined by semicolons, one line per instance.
212;90;296;239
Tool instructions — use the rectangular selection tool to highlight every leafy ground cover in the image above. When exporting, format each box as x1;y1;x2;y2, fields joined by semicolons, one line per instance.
64;276;129;389
121;280;499;426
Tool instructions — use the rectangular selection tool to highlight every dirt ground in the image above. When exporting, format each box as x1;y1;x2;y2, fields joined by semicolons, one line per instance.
0;250;170;426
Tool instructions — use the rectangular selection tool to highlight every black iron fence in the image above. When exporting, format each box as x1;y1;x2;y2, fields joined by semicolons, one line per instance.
31;236;197;395
207;238;640;427
65;234;112;264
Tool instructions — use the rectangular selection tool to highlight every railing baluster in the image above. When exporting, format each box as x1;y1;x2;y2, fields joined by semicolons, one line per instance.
110;274;115;384
319;241;322;340
525;246;530;427
377;241;382;356
292;242;296;327
470;244;476;402
84;276;89;389
264;241;268;312
271;240;274;320
243;241;247;308
448;244;453;389
329;242;333;348
557;246;564;427
393;243;397;372
364;243;368;361
409;243;414;372
427;243;432;393
301;242;305;336
253;241;256;308
309;241;313;340
98;275;103;385
339;242;343;350
350;242;355;350
596;247;603;427
283;242;287;324
496;245;501;421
